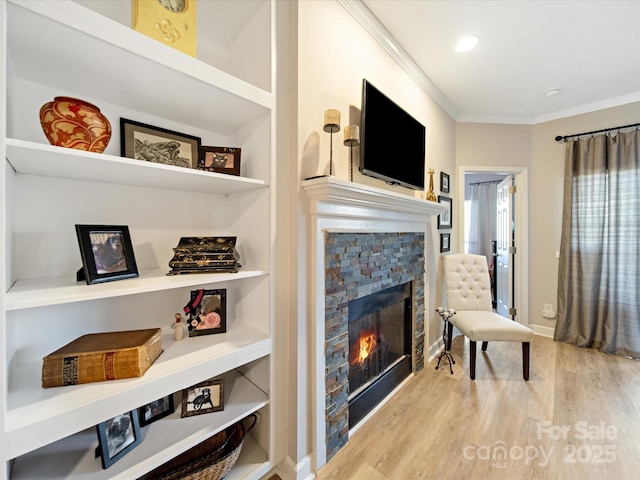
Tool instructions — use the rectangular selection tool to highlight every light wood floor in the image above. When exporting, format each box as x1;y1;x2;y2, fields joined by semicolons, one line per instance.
315;335;640;480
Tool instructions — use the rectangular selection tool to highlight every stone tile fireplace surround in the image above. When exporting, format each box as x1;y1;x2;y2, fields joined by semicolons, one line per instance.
303;177;445;469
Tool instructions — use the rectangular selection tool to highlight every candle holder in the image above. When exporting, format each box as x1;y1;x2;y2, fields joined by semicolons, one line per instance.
343;125;360;181
435;307;456;374
426;168;437;201
323;109;341;176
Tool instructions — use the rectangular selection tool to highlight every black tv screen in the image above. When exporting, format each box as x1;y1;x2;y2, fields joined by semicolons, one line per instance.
360;79;426;190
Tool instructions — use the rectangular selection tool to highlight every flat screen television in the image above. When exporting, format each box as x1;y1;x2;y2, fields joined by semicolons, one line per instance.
360;79;426;190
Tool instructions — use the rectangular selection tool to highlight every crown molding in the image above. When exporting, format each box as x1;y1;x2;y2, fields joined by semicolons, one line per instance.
339;0;459;121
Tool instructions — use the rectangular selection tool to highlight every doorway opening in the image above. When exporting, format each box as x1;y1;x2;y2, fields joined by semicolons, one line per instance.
458;166;529;326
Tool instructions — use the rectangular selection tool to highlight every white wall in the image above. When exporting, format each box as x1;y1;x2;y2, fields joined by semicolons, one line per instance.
288;0;456;472
456;101;640;337
286;1;640;476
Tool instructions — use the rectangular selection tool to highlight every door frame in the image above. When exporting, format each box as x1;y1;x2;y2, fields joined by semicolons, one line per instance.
457;165;529;327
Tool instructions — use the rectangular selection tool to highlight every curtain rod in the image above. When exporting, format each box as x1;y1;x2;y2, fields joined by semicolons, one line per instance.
555;121;640;142
468;180;502;186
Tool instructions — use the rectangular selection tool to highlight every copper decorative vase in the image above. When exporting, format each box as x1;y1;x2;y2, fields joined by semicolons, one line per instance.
39;96;112;153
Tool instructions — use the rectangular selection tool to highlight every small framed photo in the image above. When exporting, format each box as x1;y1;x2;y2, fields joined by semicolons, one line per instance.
138;394;175;427
181;379;225;417
440;171;450;193
198;146;241;176
120;118;201;169
440;233;451;253
96;410;142;469
185;289;227;337
75;225;139;285
437;196;452;229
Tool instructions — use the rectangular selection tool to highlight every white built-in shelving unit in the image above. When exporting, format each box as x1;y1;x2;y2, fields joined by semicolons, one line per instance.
1;0;283;478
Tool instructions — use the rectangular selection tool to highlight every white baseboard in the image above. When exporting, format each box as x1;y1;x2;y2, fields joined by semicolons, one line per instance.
532;324;555;338
427;336;445;363
275;455;315;480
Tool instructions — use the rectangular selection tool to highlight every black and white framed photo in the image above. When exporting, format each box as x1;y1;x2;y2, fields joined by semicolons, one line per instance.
75;225;139;285
440;233;451;253
181;379;225;417
437;196;453;229
198;146;241;176
440;171;450;193
96;410;142;469
185;289;227;337
120;118;201;169
138;394;175;427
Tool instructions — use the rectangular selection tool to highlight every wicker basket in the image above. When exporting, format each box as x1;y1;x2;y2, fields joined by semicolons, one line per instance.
139;414;256;480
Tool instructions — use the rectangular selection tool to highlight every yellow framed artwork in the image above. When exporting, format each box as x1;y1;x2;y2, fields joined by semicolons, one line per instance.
132;0;197;57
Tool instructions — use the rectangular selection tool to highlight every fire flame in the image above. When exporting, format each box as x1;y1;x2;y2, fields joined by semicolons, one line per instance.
357;333;377;364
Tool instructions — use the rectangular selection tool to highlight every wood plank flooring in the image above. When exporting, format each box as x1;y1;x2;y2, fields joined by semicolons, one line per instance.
315;334;640;480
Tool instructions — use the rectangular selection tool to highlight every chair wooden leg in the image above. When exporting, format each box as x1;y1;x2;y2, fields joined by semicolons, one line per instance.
481;341;488;352
522;342;530;381
447;322;453;350
469;341;477;380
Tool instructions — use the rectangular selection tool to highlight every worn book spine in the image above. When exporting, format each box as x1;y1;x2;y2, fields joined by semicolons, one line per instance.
42;335;163;388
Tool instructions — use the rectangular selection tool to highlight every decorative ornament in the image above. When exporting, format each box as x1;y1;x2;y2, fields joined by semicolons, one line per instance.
171;313;186;341
132;0;197;57
39;97;112;153
426;168;437;201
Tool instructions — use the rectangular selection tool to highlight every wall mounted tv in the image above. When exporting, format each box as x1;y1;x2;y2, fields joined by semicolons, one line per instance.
360;79;426;190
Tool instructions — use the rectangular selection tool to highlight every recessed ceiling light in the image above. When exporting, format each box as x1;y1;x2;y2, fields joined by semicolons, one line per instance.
455;36;479;53
545;88;561;97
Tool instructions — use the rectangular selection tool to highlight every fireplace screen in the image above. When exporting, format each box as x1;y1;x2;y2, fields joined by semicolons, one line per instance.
348;283;411;398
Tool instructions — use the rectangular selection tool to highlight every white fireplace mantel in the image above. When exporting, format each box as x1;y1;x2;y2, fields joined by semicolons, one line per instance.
302;176;446;470
302;176;446;224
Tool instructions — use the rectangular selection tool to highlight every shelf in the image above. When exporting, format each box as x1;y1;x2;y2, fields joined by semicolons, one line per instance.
7;0;273;134
5;139;267;195
2;0;279;476
6;267;268;311
5;327;271;459
10;370;270;479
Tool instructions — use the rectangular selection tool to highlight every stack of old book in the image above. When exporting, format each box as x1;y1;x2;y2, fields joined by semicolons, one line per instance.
167;236;241;275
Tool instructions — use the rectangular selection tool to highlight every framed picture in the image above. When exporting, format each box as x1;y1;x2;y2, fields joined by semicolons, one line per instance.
440;171;450;193
75;225;139;285
185;289;227;337
120;118;201;169
138;394;175;427
440;233;451;253
437;196;452;229
198;146;241;176
96;410;142;469
181;379;225;417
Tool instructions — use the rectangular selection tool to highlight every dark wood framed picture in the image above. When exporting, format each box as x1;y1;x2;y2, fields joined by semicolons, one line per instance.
138;394;175;427
181;379;224;417
437;196;452;229
75;225;138;285
96;410;141;469
440;233;451;253
198;146;241;176
120;118;201;169
440;171;450;193
185;289;227;337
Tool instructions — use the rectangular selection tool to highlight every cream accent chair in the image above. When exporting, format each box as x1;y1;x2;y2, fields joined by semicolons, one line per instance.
443;253;534;380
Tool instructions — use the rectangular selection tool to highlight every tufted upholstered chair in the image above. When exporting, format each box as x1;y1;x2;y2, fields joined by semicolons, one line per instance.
443;253;534;380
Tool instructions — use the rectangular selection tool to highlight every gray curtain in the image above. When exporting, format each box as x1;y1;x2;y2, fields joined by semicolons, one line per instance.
468;181;498;266
554;130;640;357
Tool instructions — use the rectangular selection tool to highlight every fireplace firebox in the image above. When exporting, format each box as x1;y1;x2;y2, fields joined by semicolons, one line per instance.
347;282;412;428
